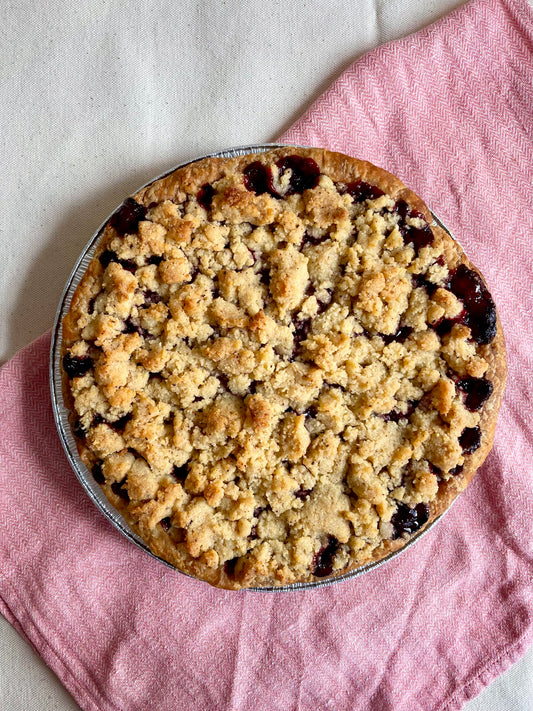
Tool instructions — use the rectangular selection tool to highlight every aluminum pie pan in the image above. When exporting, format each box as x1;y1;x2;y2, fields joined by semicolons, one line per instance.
50;143;456;592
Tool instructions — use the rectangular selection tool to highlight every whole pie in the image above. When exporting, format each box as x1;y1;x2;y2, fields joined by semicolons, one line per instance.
61;146;506;589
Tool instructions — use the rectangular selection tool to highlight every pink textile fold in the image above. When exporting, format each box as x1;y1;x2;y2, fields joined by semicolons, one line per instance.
1;0;533;709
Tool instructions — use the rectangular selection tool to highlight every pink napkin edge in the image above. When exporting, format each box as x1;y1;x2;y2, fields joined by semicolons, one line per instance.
438;635;533;711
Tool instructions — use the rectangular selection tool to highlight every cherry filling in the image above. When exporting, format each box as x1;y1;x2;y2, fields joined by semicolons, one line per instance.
275;155;320;195
341;180;384;202
459;426;482;454
197;184;215;210
313;536;340;577
391;502;429;539
381;399;419;423
243;155;320;197
248;525;258;540
444;265;497;345
73;419;87;439
92;462;105;485
170;464;189;483
380;325;413;345
111;480;130;501
316;290;333;315
394;200;433;252
146;255;164;266
449;464;464;476
160;517;171;532
293;317;312;343
63;353;93;378
224;557;239;579
243;161;272;195
456;376;493;411
412;273;438;296
290;317;312;360
142;289;162;306
259;266;270;286
99;250;116;268
108;412;132;432
98;250;137;273
294;487;313;500
428;463;443;478
248;506;265;541
109;198;147;237
301;230;325;248
123;317;151;339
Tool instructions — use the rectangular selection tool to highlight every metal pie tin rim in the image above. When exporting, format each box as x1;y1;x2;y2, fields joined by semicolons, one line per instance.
50;143;455;592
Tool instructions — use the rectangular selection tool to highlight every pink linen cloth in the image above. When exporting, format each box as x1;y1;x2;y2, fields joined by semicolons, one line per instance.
1;0;533;708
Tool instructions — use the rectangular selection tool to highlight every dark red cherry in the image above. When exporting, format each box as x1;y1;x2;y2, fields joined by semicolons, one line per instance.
275;155;320;195
243;161;273;195
248;524;259;540
259;267;270;286
381;399;419;422
301;230;324;248
316;290;333;315
446;265;497;345
394;201;433;252
92;462;105;485
380;326;413;345
391;502;429;539
290;317;312;360
142;289;162;306
449;464;464;476
170;464;189;483
109;198;147;237
98;250;136;272
313;536;340;577
294;487;313;500
73;419;87;439
428;463;443;477
459;426;481;454
109;412;132;431
63;353;93;378
160;517;171;532
342;180;384;202
456;377;493;411
197;184;215;210
224;557;239;579
111;480;130;501
292;317;311;343
118;258;137;273
147;255;164;266
411;273;438;296
123;318;151;339
99;250;117;268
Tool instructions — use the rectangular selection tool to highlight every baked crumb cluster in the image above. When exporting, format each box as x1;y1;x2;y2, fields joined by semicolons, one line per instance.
62;149;500;588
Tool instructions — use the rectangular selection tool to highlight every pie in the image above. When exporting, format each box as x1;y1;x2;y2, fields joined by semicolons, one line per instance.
61;147;506;589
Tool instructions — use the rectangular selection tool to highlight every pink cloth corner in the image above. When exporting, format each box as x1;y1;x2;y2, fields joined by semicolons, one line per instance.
1;0;533;709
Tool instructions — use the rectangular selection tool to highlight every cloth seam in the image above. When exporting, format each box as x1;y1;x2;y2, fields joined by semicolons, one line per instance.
437;633;533;711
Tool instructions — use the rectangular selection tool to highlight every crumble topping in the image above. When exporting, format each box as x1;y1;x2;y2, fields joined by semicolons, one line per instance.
62;148;503;589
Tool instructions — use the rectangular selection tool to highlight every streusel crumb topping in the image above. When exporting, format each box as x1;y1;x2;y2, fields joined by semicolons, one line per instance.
62;148;505;589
